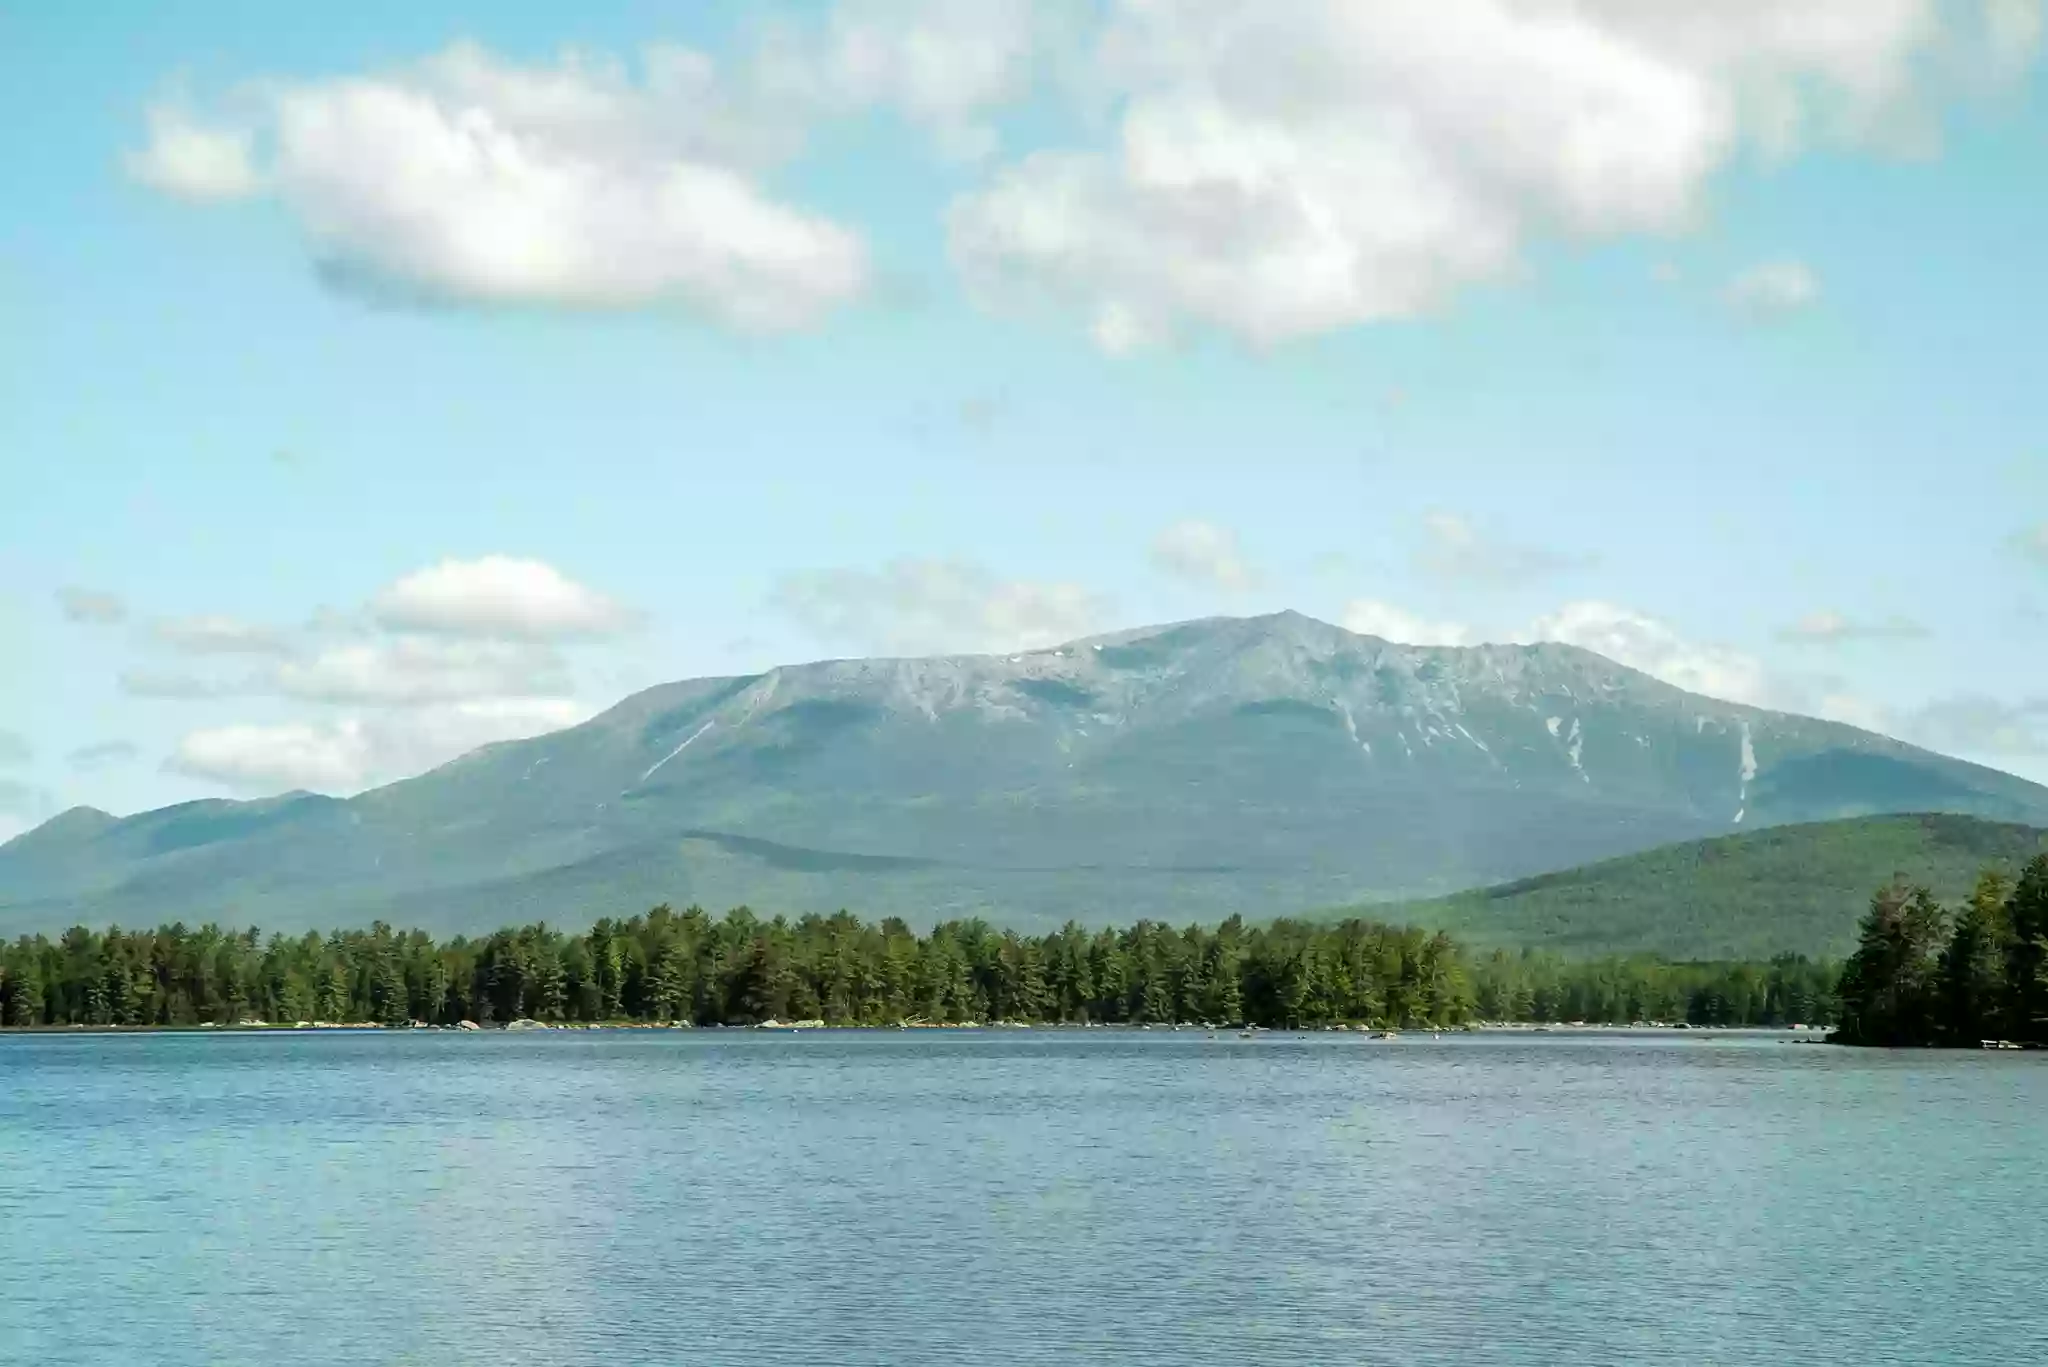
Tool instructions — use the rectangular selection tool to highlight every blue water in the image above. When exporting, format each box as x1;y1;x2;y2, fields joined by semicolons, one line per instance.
1;1030;2042;1366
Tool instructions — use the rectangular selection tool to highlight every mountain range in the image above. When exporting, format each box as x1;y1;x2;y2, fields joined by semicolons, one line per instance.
6;610;2046;942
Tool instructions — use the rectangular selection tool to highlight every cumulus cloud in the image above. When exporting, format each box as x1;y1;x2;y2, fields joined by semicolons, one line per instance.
129;42;868;329
0;730;30;765
1149;519;1259;593
274;637;574;706
753;0;1077;161
68;740;141;772
773;557;1106;655
1776;609;1929;642
57;586;127;625
1415;512;1579;584
152;614;296;656
117;558;620;795
1340;600;1474;648
124;101;263;200
1519;600;1772;705
947;0;1992;350
371;556;634;640
165;698;592;794
1725;258;1822;318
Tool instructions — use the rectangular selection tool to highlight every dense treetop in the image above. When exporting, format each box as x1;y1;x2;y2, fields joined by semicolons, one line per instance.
1834;853;2048;1047
0;906;1833;1032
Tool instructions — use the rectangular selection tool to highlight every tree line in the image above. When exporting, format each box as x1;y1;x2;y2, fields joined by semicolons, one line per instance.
0;905;1834;1031
1833;854;2048;1047
1469;949;1835;1029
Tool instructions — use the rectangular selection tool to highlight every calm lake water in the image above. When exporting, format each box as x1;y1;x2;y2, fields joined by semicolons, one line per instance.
1;1029;2042;1366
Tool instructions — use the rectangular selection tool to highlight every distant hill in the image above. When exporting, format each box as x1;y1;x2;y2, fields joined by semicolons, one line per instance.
1376;814;2048;960
7;612;2048;938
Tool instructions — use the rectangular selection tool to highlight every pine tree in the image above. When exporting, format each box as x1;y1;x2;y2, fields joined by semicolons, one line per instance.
1938;871;2011;1044
1205;944;1244;1026
2;951;43;1027
1835;881;1946;1046
2003;855;2048;1045
371;952;410;1027
646;940;692;1023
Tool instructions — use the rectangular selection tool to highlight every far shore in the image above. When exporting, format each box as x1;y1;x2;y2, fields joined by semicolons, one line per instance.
0;1019;1826;1037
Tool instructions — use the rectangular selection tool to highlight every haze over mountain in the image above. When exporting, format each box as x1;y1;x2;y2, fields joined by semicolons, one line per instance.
5;611;2046;939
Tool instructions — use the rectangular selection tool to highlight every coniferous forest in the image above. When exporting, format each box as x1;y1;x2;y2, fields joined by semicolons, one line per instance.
0;906;1835;1031
1833;854;2048;1047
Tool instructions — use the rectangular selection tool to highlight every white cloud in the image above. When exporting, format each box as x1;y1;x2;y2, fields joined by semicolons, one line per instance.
165;698;591;794
753;0;1075;161
275;637;573;706
57;586;127;625
1520;600;1772;705
131;43;869;329
371;556;633;640
1986;0;2045;76
949;0;1973;350
1149;518;1259;592
773;557;1105;654
109;560;624;795
1340;599;1474;647
124;102;263;201
116;560;621;794
170;721;372;792
152;614;296;656
1725;258;1822;317
1334;592;1938;737
1777;609;1928;642
1415;511;1578;584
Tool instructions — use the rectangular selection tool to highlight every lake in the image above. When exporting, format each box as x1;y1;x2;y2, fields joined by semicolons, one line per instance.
1;1030;2042;1365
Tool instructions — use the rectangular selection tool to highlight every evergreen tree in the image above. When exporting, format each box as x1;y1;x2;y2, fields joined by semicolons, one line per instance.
2004;855;2048;1045
1938;871;2012;1044
1835;881;1947;1046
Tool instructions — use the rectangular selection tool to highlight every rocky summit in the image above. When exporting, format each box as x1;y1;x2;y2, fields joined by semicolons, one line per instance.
6;611;2046;936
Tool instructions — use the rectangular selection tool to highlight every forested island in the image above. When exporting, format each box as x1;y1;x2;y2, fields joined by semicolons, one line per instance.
0;907;1833;1031
1833;854;2048;1047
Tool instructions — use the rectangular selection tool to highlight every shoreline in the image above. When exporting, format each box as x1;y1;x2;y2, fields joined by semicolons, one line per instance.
0;1020;1824;1037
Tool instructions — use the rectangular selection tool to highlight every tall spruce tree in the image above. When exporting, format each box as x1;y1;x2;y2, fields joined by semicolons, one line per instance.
1938;871;2012;1044
1835;880;1947;1046
2003;855;2048;1046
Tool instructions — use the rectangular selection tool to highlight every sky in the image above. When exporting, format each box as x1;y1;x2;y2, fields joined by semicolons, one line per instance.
5;0;2048;838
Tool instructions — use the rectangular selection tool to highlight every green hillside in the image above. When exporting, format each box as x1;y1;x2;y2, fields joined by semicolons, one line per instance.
1372;814;2048;960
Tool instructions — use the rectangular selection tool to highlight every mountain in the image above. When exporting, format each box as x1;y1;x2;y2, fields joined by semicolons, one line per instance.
6;611;2048;939
1372;813;2048;961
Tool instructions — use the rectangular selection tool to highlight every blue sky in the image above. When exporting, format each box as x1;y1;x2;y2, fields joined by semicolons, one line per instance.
4;0;2048;834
